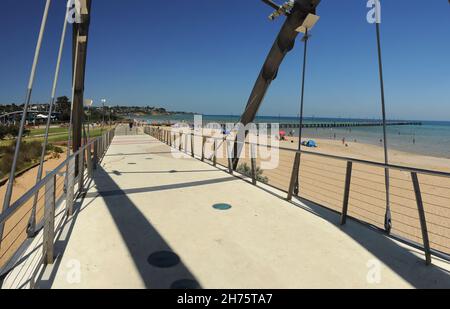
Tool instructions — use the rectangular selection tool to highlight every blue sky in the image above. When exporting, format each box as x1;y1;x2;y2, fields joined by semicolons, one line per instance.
1;0;449;120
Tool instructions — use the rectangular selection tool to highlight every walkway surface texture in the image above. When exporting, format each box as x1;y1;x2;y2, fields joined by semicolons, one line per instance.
26;130;450;288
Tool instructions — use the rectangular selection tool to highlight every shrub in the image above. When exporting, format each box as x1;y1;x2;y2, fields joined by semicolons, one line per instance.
0;141;62;179
0;124;30;140
236;163;269;184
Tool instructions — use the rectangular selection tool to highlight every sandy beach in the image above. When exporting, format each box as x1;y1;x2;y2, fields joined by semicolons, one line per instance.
0;154;67;268
208;133;450;256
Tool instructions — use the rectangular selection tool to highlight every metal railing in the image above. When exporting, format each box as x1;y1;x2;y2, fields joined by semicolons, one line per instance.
146;126;450;265
0;128;115;278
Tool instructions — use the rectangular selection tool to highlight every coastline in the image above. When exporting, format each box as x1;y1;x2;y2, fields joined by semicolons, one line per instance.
278;136;450;173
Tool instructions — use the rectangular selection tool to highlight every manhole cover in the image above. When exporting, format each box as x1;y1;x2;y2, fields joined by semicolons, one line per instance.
147;251;180;268
212;203;232;211
170;279;200;289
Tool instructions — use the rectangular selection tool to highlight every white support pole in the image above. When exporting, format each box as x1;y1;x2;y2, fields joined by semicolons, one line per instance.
1;0;52;241
29;5;69;236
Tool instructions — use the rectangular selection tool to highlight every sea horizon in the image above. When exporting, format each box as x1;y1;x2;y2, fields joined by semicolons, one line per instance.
136;114;450;159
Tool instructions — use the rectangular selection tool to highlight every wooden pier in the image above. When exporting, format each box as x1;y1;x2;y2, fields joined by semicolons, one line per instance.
277;121;422;130
205;121;422;130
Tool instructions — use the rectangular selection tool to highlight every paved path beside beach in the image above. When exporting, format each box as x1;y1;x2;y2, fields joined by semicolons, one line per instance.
24;134;450;288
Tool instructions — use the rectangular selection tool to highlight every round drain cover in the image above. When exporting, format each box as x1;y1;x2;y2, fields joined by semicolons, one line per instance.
213;203;232;211
170;279;200;289
147;251;180;268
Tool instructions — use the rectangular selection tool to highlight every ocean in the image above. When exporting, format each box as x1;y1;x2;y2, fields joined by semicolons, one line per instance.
136;115;450;159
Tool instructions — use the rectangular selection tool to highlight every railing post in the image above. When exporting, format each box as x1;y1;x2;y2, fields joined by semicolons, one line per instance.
78;147;85;194
226;140;233;175
93;140;98;170
66;158;75;216
201;136;206;162
213;139;217;167
179;132;182;151
340;161;353;225
43;174;56;265
99;136;103;158
191;133;195;158
287;152;301;201
185;133;188;154
411;172;432;265
250;143;257;185
86;145;93;178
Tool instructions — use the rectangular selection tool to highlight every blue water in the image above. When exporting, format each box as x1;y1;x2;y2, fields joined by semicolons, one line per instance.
137;115;450;159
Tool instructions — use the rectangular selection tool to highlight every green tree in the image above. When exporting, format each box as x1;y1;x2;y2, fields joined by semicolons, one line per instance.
55;96;71;121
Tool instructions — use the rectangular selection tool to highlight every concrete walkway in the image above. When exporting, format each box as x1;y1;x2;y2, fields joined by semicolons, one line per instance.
39;134;450;289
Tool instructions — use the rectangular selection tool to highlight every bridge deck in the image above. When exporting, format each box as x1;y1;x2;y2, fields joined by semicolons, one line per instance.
30;133;450;288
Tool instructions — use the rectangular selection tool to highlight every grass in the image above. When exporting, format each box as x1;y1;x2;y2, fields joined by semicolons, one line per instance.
0;141;64;180
0;126;110;146
0;125;111;179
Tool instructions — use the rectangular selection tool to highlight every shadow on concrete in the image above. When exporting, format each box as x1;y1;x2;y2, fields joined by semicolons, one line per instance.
85;175;236;199
75;166;202;288
291;196;450;288
109;169;219;176
35;178;98;289
192;153;450;288
106;151;174;157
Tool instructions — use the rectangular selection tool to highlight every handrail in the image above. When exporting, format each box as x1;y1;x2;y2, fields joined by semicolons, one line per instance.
147;126;450;265
0;129;113;227
0;127;116;279
156;128;450;179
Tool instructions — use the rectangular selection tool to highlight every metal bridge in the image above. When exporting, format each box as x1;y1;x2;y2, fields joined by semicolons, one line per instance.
1;0;449;289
